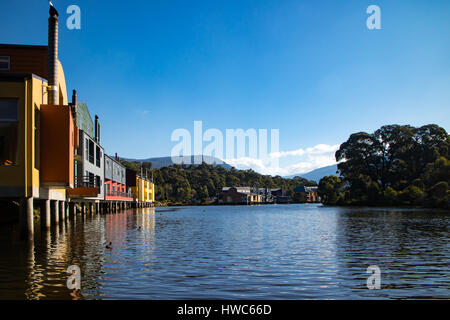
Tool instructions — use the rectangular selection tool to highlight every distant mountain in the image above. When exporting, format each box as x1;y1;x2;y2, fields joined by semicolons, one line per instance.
286;164;340;182
121;155;233;170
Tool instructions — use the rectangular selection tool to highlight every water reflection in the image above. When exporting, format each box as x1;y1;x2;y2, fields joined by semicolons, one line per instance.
0;205;448;299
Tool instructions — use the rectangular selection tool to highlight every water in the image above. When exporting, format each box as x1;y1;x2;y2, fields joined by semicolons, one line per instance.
0;204;448;300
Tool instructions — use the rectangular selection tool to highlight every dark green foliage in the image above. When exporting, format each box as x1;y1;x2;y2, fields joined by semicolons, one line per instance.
120;161;316;205
318;176;343;205
320;124;450;208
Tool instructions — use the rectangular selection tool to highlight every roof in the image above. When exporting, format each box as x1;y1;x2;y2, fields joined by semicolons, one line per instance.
0;44;47;49
76;102;94;138
294;186;318;193
105;154;126;167
0;73;47;82
222;187;252;193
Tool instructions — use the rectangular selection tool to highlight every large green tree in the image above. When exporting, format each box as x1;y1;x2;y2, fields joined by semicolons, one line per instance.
328;124;450;208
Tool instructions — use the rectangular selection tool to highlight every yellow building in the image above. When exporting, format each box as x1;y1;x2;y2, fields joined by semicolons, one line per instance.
0;7;77;237
131;176;155;204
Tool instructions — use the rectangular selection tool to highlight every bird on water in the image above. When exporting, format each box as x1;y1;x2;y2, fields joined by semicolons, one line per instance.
106;241;112;249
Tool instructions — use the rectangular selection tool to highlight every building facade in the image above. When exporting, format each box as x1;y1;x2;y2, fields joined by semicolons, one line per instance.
219;187;263;204
0;35;77;236
105;154;133;202
0;4;157;238
67;104;104;202
293;186;320;203
126;168;155;205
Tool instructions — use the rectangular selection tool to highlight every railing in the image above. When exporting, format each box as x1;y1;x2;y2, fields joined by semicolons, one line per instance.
105;190;132;198
75;175;100;189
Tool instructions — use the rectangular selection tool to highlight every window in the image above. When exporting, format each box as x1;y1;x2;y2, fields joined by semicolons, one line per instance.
89;172;95;187
0;99;18;166
96;146;100;167
85;138;89;160
88;139;94;164
0;57;10;71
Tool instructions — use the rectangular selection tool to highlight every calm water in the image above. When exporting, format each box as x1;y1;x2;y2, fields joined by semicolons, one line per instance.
0;204;448;300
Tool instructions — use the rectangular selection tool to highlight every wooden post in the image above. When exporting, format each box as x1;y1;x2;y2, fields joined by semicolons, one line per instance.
52;200;59;224
59;201;65;222
69;202;75;218
20;197;34;240
41;199;51;229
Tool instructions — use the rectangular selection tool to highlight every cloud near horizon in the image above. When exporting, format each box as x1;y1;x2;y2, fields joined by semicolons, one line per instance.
225;143;340;176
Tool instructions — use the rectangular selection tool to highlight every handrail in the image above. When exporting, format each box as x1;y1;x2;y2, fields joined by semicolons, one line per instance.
74;175;99;188
105;190;132;198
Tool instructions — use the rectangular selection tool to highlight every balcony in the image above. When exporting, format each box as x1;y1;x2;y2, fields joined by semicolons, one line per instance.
67;175;100;198
105;188;133;200
75;175;100;188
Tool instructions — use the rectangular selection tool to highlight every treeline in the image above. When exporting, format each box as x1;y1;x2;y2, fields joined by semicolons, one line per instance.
120;161;316;204
319;124;450;209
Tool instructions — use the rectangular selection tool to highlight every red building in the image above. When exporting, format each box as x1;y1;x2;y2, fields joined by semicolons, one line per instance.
104;154;133;202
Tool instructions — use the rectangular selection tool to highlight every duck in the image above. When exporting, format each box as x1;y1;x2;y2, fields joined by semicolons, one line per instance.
105;241;112;249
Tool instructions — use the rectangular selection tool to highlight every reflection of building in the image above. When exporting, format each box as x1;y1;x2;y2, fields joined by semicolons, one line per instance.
0;5;78;237
136;207;156;230
293;186;320;203
126;168;155;205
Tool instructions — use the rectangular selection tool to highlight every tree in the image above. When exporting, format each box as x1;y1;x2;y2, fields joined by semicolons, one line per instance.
335;124;449;208
199;186;209;202
318;176;343;205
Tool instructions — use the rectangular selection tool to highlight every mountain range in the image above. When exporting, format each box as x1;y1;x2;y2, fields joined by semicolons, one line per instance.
285;164;340;182
121;155;233;170
122;155;339;182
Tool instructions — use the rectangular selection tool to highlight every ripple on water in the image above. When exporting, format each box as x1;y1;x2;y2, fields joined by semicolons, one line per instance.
0;205;448;299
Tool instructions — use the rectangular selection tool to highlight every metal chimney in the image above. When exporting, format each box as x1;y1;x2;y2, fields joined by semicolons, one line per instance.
95;115;99;143
48;4;59;105
71;90;77;119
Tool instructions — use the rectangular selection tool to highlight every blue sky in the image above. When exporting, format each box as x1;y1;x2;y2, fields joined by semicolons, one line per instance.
1;0;449;175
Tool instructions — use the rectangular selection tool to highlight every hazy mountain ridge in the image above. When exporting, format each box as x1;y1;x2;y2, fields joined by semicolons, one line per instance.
121;155;233;170
285;164;340;182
